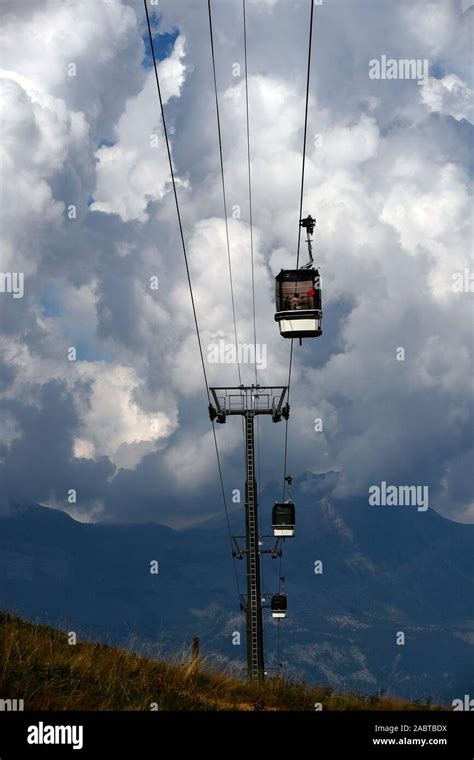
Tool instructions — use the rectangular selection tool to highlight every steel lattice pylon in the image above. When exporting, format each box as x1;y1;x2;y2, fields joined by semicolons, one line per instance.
209;385;289;681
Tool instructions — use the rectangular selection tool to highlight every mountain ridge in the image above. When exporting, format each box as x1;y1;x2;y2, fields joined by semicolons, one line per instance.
0;495;472;703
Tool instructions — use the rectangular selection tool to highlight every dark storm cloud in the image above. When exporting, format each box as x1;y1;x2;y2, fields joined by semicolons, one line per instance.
0;380;115;514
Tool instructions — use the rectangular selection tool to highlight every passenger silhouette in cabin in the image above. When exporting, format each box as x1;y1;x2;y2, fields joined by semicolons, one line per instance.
290;293;300;310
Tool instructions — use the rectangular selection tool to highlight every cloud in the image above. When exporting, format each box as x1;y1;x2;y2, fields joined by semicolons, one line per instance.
421;74;474;123
0;74;84;274
0;0;144;133
0;0;472;525
91;35;187;222
403;0;459;56
0;379;115;517
74;362;175;469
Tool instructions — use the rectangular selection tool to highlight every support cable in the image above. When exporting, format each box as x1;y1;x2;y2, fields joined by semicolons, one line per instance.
282;0;314;501
208;0;243;388
242;0;258;387
276;549;282;669
279;0;315;674
144;0;242;606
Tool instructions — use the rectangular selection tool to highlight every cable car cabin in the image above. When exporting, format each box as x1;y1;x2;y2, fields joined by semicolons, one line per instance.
271;593;287;619
272;501;296;537
275;268;322;339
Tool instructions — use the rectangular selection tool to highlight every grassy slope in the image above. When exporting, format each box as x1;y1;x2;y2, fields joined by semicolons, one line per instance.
0;613;440;711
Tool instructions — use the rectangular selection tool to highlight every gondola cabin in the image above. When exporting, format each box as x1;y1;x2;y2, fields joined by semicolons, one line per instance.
275;268;322;339
272;501;296;537
271;593;287;619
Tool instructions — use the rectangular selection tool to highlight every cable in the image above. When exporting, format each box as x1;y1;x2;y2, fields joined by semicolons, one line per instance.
208;0;242;388
208;0;246;453
282;0;314;501
276;549;282;668
212;425;244;606
281;342;294;501
242;0;258;387
144;2;209;400
144;0;242;606
278;0;316;675
296;0;314;270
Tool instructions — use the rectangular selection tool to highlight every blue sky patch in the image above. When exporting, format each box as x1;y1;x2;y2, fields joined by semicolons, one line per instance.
430;63;446;79
98;138;115;149
142;12;179;69
40;289;63;319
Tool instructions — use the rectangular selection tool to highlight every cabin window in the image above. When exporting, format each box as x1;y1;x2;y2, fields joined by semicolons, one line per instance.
278;279;319;311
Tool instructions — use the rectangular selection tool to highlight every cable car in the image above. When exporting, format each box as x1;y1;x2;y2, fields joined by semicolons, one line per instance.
275;215;322;340
272;501;296;537
271;593;287;619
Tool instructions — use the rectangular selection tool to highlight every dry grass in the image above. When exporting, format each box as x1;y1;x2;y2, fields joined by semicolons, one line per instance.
0;612;440;711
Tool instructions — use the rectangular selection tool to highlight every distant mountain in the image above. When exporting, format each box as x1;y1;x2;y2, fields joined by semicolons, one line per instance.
0;491;473;704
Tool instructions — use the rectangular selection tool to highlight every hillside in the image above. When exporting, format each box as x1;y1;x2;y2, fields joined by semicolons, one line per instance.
0;612;439;711
0;500;472;703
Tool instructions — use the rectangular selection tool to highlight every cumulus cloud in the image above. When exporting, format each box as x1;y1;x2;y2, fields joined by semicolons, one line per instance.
0;0;472;525
74;362;175;468
421;74;474;123
0;74;86;274
91;35;187;221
